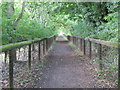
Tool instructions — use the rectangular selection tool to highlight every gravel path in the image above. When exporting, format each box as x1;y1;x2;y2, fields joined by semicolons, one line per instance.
35;36;99;88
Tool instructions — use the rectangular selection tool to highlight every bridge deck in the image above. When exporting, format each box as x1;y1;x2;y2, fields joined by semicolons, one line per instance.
35;36;99;88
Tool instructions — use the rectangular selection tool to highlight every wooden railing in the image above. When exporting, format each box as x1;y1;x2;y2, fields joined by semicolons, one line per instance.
67;35;119;87
67;35;118;68
0;35;56;88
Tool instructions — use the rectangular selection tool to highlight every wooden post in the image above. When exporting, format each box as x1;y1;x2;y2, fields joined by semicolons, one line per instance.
51;37;53;44
99;44;102;70
50;37;52;46
54;36;57;41
44;39;46;53
53;37;54;42
32;44;35;61
45;39;47;54
76;38;78;46
50;38;51;46
77;38;79;47
75;37;77;45
46;38;48;52
67;36;70;41
54;35;56;41
71;36;72;43
38;41;41;60
54;36;55;41
89;41;92;59
28;44;31;70
73;37;75;44
4;51;7;64
49;38;51;47
48;38;50;49
9;50;14;89
11;49;16;62
73;37;74;44
76;37;78;46
51;37;52;45
79;38;80;47
80;39;82;51
43;40;45;55
69;36;71;41
75;37;76;45
52;37;53;43
83;39;86;55
72;37;73;44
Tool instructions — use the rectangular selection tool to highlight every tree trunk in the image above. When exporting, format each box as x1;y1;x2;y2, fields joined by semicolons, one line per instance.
7;2;17;62
7;2;26;62
12;2;25;27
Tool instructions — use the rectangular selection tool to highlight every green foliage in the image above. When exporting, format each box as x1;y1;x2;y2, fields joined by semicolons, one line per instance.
16;19;54;40
61;2;118;42
1;2;56;45
1;2;118;86
1;2;118;45
72;20;91;37
89;12;118;42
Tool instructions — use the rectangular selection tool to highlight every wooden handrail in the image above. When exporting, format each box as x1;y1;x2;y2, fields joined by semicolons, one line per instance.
1;35;57;89
67;35;118;71
67;35;118;48
0;35;56;52
86;38;118;48
0;40;36;52
67;35;118;72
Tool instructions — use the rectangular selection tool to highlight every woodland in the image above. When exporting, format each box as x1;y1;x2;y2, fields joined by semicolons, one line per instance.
0;1;119;88
1;2;118;45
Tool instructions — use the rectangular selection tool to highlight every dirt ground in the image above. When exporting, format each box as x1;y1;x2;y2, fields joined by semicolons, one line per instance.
34;36;100;88
2;36;116;88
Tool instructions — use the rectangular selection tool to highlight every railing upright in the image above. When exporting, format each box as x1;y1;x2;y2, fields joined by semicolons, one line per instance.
89;40;92;59
9;50;14;89
99;44;103;70
0;35;56;88
28;44;32;70
83;39;86;55
43;39;45;55
38;41;41;60
67;35;118;72
80;38;82;51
